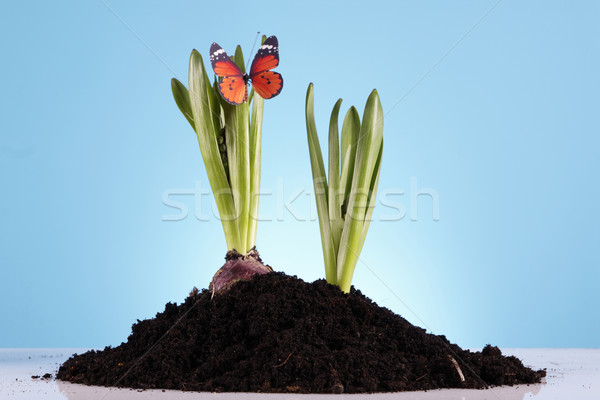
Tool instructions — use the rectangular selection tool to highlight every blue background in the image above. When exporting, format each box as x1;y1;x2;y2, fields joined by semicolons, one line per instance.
1;1;598;349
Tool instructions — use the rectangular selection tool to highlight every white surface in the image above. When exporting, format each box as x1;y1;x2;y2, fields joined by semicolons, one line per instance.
0;348;598;399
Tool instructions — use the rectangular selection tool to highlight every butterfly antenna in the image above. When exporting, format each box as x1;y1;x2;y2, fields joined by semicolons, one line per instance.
245;31;261;71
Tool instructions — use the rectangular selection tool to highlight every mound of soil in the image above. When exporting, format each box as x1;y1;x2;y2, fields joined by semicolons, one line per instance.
57;272;545;393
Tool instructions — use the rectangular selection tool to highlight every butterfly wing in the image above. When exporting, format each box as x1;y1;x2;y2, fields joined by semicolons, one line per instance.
218;76;248;105
251;71;283;100
210;42;247;105
250;36;280;76
249;36;283;100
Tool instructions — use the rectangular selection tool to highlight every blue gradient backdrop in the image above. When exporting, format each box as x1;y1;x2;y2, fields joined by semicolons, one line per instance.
1;1;599;349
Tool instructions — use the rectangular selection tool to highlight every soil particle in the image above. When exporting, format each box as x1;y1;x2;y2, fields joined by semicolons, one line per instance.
32;373;53;380
56;272;545;393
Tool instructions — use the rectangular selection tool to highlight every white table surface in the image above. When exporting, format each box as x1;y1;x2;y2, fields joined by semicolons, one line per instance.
0;348;598;399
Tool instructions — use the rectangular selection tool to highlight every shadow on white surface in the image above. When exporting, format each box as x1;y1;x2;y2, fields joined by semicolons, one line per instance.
1;348;598;400
57;380;544;400
55;379;543;400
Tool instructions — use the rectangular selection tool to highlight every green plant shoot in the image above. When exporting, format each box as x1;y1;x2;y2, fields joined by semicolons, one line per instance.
171;43;265;255
305;83;383;293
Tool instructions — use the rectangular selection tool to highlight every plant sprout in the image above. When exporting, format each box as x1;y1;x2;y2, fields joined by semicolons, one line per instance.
171;40;271;293
305;83;383;293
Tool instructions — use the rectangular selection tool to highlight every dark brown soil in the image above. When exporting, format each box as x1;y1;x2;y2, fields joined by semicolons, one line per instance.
56;272;545;393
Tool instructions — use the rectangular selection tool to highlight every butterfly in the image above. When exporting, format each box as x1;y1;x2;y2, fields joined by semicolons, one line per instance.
209;36;283;105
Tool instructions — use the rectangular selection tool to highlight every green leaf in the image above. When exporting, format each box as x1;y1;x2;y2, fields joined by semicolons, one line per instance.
339;106;360;216
361;141;383;245
247;91;264;249
171;78;194;128
337;89;383;292
234;45;246;74
221;98;251;253
305;83;337;284
328;99;343;252
188;49;241;251
225;44;251;248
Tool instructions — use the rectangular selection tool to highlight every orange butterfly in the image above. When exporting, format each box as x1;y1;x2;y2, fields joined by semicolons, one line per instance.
209;36;283;105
